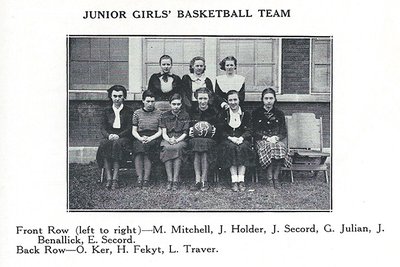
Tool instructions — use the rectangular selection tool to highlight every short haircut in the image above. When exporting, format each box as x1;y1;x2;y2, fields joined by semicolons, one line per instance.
142;90;155;101
169;93;182;103
219;56;238;71
261;87;277;102
189;56;206;74
159;54;173;65
194;87;211;100
107;85;127;99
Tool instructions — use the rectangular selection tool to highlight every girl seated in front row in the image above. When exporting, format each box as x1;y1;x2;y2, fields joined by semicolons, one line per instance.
131;90;162;188
189;88;218;191
252;88;291;188
218;90;253;192
159;94;190;190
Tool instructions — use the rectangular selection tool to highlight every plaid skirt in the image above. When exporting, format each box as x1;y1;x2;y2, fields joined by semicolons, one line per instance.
255;140;292;169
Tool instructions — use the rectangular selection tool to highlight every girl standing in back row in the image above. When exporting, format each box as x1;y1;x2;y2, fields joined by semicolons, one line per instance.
181;56;214;111
148;55;182;112
214;56;245;111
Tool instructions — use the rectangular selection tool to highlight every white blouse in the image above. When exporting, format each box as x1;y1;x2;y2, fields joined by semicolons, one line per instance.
112;104;124;129
189;73;207;100
228;107;243;129
216;74;245;93
159;75;173;93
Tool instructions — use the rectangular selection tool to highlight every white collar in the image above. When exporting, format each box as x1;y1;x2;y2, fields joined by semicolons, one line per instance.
160;71;174;76
217;74;245;81
229;106;242;116
189;73;206;81
216;74;245;92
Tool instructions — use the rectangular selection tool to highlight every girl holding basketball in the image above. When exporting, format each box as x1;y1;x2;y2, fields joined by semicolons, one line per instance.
188;87;218;191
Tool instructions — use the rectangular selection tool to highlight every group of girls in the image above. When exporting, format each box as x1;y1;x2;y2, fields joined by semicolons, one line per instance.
96;55;291;192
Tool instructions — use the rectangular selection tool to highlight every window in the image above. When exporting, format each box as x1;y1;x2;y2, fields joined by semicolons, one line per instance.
311;38;332;93
217;38;280;92
69;37;129;90
143;38;204;87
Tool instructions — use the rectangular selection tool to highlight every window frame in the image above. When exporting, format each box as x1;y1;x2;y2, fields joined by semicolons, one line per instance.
68;37;129;91
67;36;331;103
142;37;206;89
216;37;281;94
310;37;332;94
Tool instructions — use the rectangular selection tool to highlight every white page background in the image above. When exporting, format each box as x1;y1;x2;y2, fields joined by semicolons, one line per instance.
1;0;399;266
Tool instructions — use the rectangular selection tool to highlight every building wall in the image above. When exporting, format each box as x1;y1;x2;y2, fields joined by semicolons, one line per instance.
68;37;331;163
281;39;310;94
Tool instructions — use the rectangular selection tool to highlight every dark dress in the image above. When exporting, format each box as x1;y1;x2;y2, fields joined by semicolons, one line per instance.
148;72;182;101
218;109;255;169
131;108;162;161
181;74;214;111
214;74;245;109
189;104;219;165
96;105;133;168
159;110;190;163
252;106;291;169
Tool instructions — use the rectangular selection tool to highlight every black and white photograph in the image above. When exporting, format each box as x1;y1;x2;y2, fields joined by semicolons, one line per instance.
1;0;399;266
68;36;332;211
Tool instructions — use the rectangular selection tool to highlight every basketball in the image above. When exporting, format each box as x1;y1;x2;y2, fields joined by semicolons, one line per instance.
193;121;214;138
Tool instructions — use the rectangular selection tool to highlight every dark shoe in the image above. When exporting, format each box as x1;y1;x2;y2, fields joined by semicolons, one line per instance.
238;182;246;192
167;182;173;191
200;182;209;192
143;180;150;188
231;182;239;192
136;180;143;188
111;180;118;190
105;180;112;189
172;182;178;191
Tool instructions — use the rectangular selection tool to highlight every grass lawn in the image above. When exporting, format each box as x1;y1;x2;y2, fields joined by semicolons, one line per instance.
68;163;331;211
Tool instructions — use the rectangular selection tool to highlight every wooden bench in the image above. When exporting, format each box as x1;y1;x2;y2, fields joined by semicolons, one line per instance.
281;113;330;183
99;151;134;183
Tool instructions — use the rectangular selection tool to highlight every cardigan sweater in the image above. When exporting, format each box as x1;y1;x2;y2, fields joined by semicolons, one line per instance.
251;106;287;141
100;105;133;139
218;109;252;140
